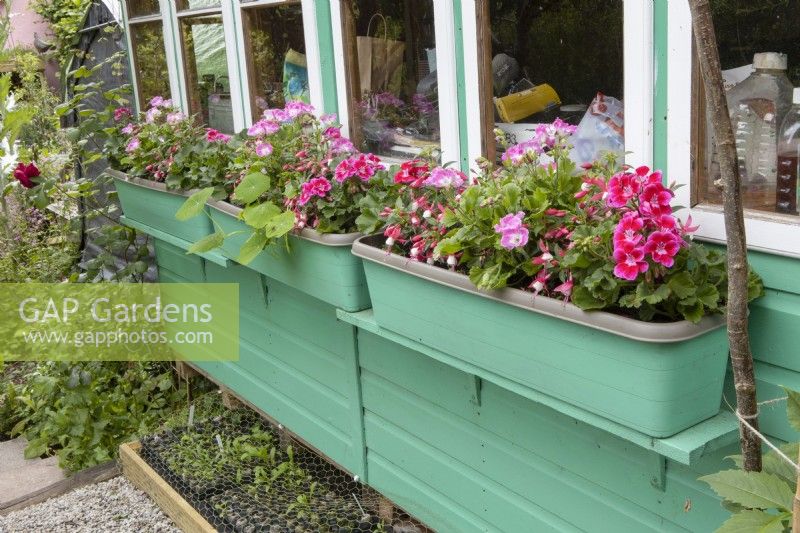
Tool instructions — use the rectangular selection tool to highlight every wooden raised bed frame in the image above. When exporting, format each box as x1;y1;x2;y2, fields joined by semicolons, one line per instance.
119;441;215;533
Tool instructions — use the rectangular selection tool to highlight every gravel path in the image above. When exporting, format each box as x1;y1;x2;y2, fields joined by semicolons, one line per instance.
0;476;181;533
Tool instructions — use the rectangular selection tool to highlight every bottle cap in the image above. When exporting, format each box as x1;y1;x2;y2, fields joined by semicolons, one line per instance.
753;52;787;70
794;87;800;104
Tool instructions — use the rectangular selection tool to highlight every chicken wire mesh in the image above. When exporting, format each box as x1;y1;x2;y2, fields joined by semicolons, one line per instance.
139;392;432;533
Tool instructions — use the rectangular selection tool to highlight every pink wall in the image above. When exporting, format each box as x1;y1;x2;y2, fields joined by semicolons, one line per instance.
4;0;53;50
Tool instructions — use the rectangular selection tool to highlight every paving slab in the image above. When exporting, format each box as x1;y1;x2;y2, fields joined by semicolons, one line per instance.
0;438;66;507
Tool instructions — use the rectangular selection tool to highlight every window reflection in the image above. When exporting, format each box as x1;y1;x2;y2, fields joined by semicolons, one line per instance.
126;0;160;19
176;0;221;11
342;0;440;160
179;14;234;132
696;1;800;216
242;3;307;121
129;21;171;107
480;0;624;161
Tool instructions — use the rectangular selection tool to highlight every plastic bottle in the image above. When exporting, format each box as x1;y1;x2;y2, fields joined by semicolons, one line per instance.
776;88;800;214
726;52;793;211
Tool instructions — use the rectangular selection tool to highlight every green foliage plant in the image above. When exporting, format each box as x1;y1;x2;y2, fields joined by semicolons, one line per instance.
10;362;180;472
700;388;800;532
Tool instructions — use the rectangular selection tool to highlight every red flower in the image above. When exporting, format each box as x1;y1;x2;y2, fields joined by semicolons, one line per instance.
639;183;673;218
613;212;644;246
13;162;39;189
394;159;429;187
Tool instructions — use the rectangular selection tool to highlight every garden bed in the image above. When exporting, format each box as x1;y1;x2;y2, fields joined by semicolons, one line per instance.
134;404;430;533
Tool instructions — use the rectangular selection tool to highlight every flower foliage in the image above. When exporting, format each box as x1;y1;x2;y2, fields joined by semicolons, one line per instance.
368;122;763;323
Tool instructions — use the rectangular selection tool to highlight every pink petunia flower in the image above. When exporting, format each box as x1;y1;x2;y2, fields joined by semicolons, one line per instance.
493;212;525;233
499;227;529;250
644;231;681;268
255;142;273;157
613;242;649;281
422;167;466;189
126;137;140;152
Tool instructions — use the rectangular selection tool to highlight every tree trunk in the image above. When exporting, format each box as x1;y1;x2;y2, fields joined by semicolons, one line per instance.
687;0;761;471
794;445;800;531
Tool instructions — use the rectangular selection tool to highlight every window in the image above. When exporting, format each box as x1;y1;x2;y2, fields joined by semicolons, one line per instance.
176;3;234;132
339;0;441;161
475;0;624;160
125;1;171;107
693;1;800;218
240;1;307;121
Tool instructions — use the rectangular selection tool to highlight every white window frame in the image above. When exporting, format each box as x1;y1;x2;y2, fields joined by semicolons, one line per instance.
667;0;800;259
460;0;654;171
231;0;324;127
121;0;182;112
167;0;246;132
328;0;462;165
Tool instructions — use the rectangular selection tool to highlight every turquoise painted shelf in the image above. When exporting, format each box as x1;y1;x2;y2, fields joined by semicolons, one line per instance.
120;216;230;267
337;308;738;466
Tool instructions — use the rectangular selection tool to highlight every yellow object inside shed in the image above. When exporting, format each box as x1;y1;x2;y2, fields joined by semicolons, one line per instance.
495;84;561;123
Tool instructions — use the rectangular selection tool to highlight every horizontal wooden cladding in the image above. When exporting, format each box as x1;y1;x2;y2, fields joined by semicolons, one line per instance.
358;331;730;532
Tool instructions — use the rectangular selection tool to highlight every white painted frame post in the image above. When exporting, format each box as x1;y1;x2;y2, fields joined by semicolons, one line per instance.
667;0;800;258
328;0;462;164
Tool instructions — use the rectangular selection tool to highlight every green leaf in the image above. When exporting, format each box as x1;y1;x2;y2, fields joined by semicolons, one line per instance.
238;232;268;265
468;263;511;290
24;438;49;459
571;286;606;310
175;188;213;221
644;284;671;305
233;172;271;204
716;509;788;533
667;271;695;299
436;238;463;256
761;443;800;485
242;202;282;229
187;231;225;254
783;387;800;432
700;470;794;511
697;284;720;309
262;211;296;239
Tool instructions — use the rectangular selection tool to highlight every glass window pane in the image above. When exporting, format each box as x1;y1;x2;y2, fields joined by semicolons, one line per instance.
179;14;234;132
482;0;624;157
695;1;800;216
176;0;221;11
129;21;172;107
242;2;307;120
126;0;160;19
342;0;440;160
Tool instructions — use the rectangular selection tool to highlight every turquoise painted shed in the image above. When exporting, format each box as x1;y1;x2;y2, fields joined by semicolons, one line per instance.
120;1;800;531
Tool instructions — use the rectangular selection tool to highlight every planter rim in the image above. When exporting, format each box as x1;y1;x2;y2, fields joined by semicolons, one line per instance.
352;234;726;344
106;168;196;198
208;200;362;247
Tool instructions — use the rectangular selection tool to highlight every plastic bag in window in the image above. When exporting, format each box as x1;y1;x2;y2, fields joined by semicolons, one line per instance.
283;49;310;103
570;93;625;165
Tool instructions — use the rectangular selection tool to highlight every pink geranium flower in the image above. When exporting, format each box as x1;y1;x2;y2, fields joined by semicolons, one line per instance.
166;112;185;125
284;100;315;118
113;107;131;122
121;123;135;135
613;212;644;246
606;171;641;208
298;177;332;205
613;242;649;281
334;153;381;182
644;231;681;267
639;182;674;217
126;137;140;152
206;129;231;143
